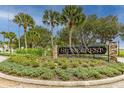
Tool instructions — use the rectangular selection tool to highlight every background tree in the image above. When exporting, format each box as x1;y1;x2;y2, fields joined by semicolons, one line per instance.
16;13;35;49
20;26;51;48
61;5;85;47
0;31;6;43
13;14;23;49
57;27;81;46
77;15;99;46
32;26;51;48
96;15;120;44
42;10;60;48
5;32;16;52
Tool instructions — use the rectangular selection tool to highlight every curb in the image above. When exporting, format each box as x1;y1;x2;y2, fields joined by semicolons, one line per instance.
0;72;124;87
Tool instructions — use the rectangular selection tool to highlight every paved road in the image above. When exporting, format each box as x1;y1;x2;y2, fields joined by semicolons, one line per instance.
0;56;124;88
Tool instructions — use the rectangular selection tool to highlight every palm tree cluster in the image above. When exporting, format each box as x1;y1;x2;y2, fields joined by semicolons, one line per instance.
0;31;16;52
0;5;123;50
13;13;35;50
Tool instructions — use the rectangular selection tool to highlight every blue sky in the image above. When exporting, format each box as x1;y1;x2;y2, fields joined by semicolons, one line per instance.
0;5;124;48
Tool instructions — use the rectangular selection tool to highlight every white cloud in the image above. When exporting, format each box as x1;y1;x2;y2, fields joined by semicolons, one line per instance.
0;11;15;20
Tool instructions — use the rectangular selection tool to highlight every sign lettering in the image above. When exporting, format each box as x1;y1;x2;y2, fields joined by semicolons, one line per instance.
58;46;107;54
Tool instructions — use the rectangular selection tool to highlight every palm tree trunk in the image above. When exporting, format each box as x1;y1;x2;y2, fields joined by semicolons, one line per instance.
3;35;5;52
50;25;54;48
3;35;5;43
24;31;27;50
69;28;73;47
10;39;12;53
18;26;21;49
51;35;54;48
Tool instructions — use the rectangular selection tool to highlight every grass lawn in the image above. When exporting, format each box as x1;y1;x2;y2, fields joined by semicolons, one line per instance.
0;55;124;81
119;49;124;57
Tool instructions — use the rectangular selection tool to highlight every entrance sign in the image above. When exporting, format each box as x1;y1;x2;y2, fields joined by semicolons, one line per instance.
53;43;117;61
58;46;107;54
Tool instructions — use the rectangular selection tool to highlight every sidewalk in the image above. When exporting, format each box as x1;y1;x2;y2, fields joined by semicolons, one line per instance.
117;57;124;63
0;56;8;63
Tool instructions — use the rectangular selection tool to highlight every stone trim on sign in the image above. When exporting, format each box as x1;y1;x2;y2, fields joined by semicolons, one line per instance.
108;42;118;62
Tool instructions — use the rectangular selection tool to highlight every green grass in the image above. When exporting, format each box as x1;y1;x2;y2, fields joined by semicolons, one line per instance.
119;49;124;57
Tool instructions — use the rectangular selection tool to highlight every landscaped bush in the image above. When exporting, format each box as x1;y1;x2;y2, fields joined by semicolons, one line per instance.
108;63;124;73
69;61;80;68
0;61;124;81
1;54;124;81
16;48;51;56
55;68;72;81
8;55;109;69
94;66;122;77
40;69;55;80
73;67;89;80
9;55;39;67
87;68;103;79
41;61;57;69
88;59;105;67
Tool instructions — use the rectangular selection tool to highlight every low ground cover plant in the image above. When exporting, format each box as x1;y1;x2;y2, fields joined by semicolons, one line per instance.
0;58;124;81
9;55;39;67
9;55;107;69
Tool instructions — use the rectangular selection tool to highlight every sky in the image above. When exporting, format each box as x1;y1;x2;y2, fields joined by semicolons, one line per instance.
0;5;124;48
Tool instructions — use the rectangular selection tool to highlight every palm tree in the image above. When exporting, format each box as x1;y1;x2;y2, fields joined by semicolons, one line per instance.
14;13;35;49
0;31;6;43
5;32;16;52
0;31;7;52
13;15;22;49
61;5;84;47
42;10;60;48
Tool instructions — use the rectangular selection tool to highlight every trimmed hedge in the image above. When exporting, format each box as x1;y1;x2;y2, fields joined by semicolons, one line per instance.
16;48;51;56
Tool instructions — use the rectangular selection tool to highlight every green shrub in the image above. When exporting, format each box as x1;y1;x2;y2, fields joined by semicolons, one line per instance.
95;66;121;77
58;60;70;69
16;48;51;56
1;58;124;81
16;48;41;56
0;61;54;79
74;67;102;80
40;70;55;80
41;61;57;69
55;69;71;81
73;67;89;80
108;63;124;73
10;55;39;67
87;69;103;79
80;62;89;67
69;61;80;68
88;59;105;67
